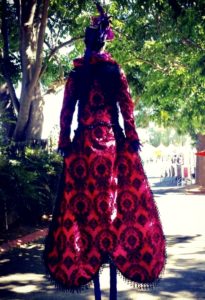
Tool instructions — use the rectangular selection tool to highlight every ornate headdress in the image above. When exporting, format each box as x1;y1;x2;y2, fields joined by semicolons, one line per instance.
90;1;114;42
84;1;114;54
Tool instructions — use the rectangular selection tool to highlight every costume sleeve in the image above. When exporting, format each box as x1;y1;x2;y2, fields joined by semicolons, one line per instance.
117;69;139;143
58;76;78;150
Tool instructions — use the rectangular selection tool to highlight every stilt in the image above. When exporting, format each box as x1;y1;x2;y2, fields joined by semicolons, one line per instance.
110;262;117;300
94;272;101;300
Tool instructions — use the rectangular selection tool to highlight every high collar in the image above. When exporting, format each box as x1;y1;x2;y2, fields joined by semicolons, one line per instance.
73;52;116;67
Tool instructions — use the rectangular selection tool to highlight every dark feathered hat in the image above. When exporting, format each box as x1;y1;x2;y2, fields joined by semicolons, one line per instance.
90;1;114;41
84;1;114;50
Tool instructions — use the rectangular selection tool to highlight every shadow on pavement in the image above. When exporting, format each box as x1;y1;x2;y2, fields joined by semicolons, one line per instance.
149;177;205;196
150;235;205;299
0;234;205;299
149;177;185;196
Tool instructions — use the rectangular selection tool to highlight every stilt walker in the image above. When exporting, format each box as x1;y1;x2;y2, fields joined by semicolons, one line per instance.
44;2;166;298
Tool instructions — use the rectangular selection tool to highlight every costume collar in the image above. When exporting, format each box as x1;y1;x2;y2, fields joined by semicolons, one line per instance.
73;52;116;67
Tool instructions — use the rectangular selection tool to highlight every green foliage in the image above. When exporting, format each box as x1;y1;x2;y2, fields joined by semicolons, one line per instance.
41;0;94;85
148;128;161;147
147;126;188;147
0;0;21;84
110;0;205;136
1;0;205;138
0;148;63;228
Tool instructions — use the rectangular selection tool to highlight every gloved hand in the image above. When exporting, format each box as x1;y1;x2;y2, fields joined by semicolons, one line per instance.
58;144;72;157
128;139;142;153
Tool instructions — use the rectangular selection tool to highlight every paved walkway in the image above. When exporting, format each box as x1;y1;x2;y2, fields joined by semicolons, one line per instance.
0;228;48;254
0;183;203;254
0;185;205;300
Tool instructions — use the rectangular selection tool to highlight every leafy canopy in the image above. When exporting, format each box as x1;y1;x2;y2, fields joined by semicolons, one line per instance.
107;0;205;136
1;0;205;137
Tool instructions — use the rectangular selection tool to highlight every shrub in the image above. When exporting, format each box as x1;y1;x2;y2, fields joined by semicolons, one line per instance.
0;147;63;229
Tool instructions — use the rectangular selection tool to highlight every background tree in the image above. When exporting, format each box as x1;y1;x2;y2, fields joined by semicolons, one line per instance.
1;0;205;185
0;0;92;143
0;0;50;141
107;0;205;185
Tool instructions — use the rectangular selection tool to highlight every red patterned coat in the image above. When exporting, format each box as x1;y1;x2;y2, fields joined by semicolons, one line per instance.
44;52;166;290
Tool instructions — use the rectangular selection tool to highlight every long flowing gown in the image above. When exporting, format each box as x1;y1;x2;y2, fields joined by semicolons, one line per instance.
44;52;166;291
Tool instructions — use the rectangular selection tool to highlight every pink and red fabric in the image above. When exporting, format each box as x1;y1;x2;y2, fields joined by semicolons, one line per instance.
44;53;166;290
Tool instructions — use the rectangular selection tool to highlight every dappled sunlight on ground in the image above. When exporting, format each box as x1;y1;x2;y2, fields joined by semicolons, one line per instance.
0;233;205;299
0;187;205;299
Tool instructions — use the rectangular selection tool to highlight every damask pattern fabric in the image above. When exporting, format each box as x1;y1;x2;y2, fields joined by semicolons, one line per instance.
44;52;166;290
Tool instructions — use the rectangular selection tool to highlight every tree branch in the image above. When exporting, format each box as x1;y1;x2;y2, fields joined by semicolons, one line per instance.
30;0;50;89
48;35;84;58
43;77;66;95
13;0;20;24
20;0;37;83
125;55;167;73
36;0;50;61
1;0;19;113
131;55;188;74
0;57;20;114
180;38;204;50
40;35;83;77
136;57;165;71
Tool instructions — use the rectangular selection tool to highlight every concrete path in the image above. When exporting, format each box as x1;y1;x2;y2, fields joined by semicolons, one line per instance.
0;185;205;300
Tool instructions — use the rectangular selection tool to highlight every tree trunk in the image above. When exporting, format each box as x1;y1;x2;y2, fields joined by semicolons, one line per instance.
12;0;49;142
25;82;44;140
195;134;205;187
12;87;33;141
12;81;44;141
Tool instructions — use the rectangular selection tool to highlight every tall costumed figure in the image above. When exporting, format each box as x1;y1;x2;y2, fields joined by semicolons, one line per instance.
44;2;166;299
